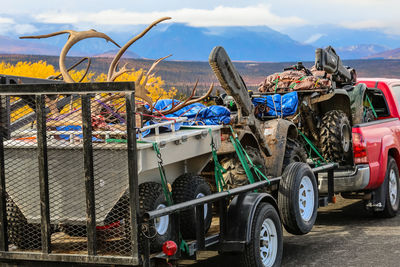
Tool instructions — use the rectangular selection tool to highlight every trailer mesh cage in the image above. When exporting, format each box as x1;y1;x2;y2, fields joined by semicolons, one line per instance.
0;77;139;265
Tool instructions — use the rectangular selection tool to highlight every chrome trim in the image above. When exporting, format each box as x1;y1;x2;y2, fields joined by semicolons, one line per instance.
318;164;370;194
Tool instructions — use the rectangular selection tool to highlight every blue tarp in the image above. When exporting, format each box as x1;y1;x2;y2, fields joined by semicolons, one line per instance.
252;92;298;118
146;99;231;126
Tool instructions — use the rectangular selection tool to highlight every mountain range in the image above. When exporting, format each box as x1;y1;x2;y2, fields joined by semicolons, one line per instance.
0;23;399;61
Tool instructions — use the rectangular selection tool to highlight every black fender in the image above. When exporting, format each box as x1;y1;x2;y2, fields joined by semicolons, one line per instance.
311;88;352;124
220;192;278;252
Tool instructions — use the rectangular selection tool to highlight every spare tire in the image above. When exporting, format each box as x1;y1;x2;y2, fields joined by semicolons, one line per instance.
319;110;352;163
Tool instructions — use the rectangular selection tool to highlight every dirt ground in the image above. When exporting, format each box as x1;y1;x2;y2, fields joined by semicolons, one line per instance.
181;197;400;266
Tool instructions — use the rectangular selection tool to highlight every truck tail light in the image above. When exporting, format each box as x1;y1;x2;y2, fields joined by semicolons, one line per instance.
352;132;368;164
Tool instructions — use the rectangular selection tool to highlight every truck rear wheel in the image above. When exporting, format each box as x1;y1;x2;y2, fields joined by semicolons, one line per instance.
139;182;172;252
379;157;400;218
319;110;351;163
172;174;212;238
6;196;42;249
278;162;318;235
240;202;283;267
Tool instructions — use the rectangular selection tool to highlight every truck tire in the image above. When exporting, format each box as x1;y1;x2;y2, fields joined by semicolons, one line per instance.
172;174;212;238
139;182;172;252
240;202;283;267
283;139;307;172
278;162;318;235
319;110;352;163
379;157;400;218
6;196;42;249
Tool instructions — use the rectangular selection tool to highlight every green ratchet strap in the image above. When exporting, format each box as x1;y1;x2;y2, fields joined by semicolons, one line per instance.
289;76;305;89
297;130;327;166
365;95;378;118
229;126;269;185
208;129;227;192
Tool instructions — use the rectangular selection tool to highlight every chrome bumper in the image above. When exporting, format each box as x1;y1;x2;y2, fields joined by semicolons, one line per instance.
317;164;370;194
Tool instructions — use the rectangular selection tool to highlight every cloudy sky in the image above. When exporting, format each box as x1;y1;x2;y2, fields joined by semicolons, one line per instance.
0;0;399;35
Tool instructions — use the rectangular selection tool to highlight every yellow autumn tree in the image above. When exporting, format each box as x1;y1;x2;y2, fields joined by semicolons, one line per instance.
0;61;177;120
0;61;176;100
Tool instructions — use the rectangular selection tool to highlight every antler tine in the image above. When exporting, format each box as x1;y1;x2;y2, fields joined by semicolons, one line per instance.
110;62;134;81
47;57;91;82
107;17;171;81
22;30;120;83
161;81;214;116
142;54;172;87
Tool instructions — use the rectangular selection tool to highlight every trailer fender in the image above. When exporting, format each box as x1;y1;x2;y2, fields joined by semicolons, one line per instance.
221;192;278;251
262;118;297;177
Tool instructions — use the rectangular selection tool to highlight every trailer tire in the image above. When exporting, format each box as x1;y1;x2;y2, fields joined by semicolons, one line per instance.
139;182;172;252
240;202;283;267
278;162;318;235
319;110;351;163
378;157;400;218
172;174;212;238
283;139;307;172
6;196;42;249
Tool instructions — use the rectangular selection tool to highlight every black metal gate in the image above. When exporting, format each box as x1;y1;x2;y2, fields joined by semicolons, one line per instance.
0;78;140;265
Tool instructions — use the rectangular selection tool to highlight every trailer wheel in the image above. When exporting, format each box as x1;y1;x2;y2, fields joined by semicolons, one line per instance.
319;110;351;163
283;139;307;172
378;157;400;218
172;174;212;238
240;202;283;267
6;196;42;249
278;162;318;235
139;182;172;252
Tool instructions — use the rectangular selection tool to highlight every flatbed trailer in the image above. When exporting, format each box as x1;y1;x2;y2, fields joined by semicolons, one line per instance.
0;77;339;266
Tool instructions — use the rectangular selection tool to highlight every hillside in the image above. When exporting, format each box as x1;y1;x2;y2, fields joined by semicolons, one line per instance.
366;48;400;59
1;54;400;94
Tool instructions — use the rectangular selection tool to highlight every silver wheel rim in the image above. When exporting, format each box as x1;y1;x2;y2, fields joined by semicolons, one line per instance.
389;169;398;207
154;204;169;235
299;176;314;222
196;193;207;218
259;218;278;267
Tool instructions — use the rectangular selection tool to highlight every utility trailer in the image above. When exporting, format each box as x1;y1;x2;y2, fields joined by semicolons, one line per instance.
0;78;337;266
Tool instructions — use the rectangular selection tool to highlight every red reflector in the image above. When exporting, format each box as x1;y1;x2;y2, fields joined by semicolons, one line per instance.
352;132;368;164
162;240;178;256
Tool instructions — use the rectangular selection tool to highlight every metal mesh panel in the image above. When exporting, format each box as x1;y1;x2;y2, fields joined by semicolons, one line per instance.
3;92;134;256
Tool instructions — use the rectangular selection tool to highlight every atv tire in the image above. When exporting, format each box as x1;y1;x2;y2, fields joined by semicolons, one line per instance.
283;139;307;172
138;182;173;252
319;110;352;163
172;174;212;239
6;196;42;249
363;107;375;123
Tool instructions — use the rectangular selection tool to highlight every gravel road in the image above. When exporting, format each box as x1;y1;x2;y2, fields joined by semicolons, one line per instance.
181;197;400;266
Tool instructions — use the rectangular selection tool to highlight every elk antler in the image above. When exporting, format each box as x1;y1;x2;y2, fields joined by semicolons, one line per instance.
21;30;119;83
47;57;92;82
107;17;171;82
159;81;214;115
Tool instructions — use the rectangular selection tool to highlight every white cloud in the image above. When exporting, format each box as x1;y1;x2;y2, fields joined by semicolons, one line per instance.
14;24;38;35
0;17;14;24
34;4;306;28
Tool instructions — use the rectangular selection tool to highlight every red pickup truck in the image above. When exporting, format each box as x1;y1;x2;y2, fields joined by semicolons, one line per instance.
318;78;400;217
